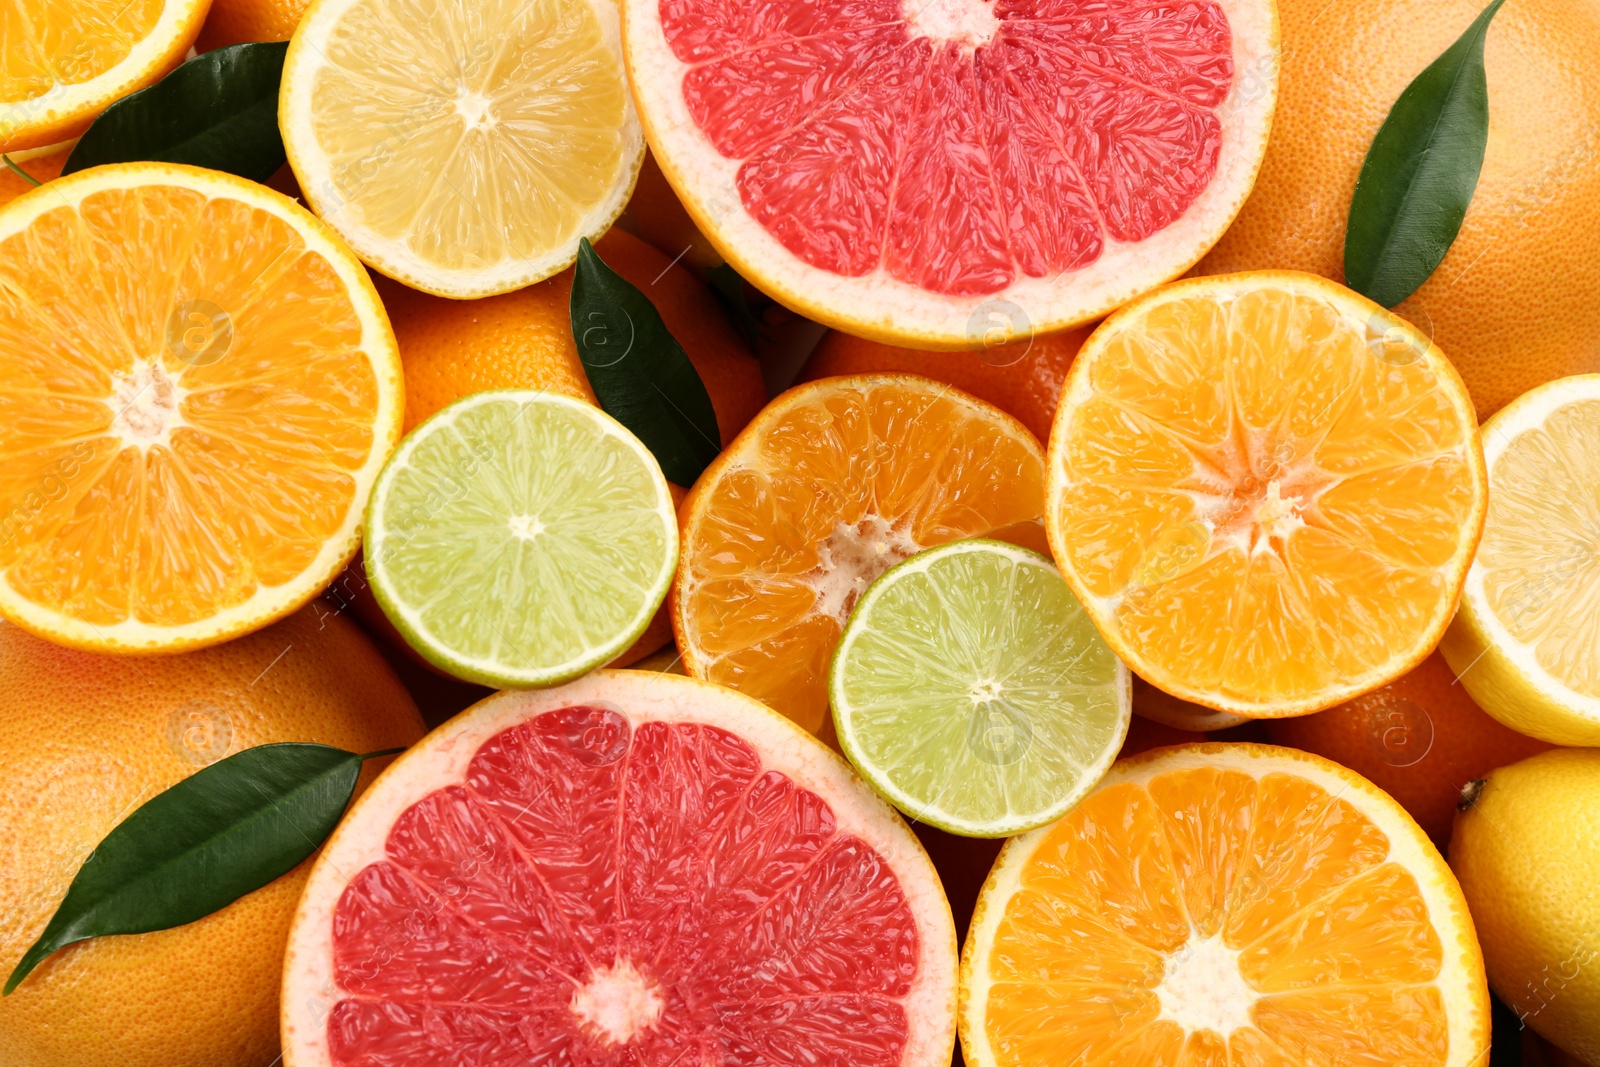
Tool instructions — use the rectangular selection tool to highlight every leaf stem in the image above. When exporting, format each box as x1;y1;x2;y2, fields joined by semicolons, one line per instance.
357;747;409;761
2;155;41;188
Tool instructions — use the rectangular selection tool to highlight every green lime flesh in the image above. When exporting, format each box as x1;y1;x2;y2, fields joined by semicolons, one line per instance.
830;538;1129;837
365;390;677;688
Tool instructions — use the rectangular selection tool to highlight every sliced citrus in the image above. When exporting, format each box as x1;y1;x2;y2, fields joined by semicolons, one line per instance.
0;0;208;152
1440;374;1600;745
961;743;1490;1067
0;162;401;653
673;374;1048;739
623;0;1278;347
281;670;958;1067
1047;271;1487;717
280;0;644;297
830;538;1130;837
364;390;678;688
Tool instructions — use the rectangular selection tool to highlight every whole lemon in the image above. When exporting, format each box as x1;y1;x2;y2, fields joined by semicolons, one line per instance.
0;607;424;1067
1452;749;1600;1063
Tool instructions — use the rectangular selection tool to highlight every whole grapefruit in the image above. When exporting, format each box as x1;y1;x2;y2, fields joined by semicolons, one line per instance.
1196;0;1600;416
0;608;425;1067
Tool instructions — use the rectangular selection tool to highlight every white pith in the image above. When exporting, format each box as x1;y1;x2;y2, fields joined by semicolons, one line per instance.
0;163;402;653
902;0;999;49
1154;934;1256;1036
803;514;924;625
108;359;188;450
1455;375;1600;728
622;0;1278;347
959;744;1489;1067
570;959;664;1045
281;671;959;1067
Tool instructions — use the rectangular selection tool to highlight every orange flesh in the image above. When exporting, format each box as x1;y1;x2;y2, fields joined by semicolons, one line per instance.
1052;281;1481;712
0;0;165;101
987;767;1449;1065
0;185;379;629
677;376;1047;734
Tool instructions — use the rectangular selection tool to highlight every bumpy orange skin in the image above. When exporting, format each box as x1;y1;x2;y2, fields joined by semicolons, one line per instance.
0;607;424;1067
1195;0;1600;417
380;227;765;443
195;0;308;50
797;326;1091;446
1266;652;1554;848
0;146;68;208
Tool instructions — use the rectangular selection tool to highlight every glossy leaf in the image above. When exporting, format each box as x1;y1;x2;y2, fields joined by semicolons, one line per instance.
63;42;290;182
3;742;393;994
1344;0;1506;307
571;237;721;485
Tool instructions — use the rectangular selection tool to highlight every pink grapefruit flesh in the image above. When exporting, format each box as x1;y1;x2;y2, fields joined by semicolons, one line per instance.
282;671;957;1067
624;0;1277;346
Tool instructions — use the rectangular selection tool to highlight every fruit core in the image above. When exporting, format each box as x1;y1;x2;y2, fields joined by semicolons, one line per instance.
570;959;665;1045
804;515;922;623
109;359;185;448
902;0;999;48
1154;933;1258;1035
1201;438;1335;557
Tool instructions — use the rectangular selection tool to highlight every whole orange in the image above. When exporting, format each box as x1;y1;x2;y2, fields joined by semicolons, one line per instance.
194;0;308;51
1265;651;1553;847
0;147;67;208
796;325;1090;444
1196;0;1600;417
381;227;766;444
0;607;424;1067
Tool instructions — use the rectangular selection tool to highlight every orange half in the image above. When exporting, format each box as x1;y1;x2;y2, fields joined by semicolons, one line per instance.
1047;272;1486;717
960;743;1490;1067
673;374;1047;737
0;162;402;652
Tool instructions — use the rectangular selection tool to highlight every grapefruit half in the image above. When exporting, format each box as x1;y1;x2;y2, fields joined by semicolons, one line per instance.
281;670;957;1067
623;0;1278;348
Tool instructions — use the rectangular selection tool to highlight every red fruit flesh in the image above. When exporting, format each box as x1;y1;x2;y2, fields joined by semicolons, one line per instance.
666;0;1233;296
325;706;920;1067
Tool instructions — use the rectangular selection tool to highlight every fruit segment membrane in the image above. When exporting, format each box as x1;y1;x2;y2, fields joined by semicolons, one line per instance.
986;767;1449;1064
0;0;162;99
326;706;920;1066
1051;282;1482;712
0;186;380;627
662;0;1232;295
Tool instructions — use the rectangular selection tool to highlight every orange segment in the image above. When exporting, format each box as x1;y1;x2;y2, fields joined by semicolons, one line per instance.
960;744;1489;1067
0;163;401;652
1048;272;1486;716
674;374;1046;737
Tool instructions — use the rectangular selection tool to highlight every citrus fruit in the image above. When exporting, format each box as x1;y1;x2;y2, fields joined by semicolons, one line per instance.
623;0;1279;347
365;390;678;688
1132;675;1248;731
673;374;1048;738
0;162;402;653
196;0;307;51
0;606;423;1067
1046;271;1487;717
280;0;645;298
1439;375;1600;746
626;150;724;272
0;143;68;206
962;743;1490;1067
1452;749;1600;1063
798;324;1090;444
1266;651;1553;848
1195;0;1600;417
280;669;958;1067
830;538;1129;837
382;228;765;442
0;0;208;153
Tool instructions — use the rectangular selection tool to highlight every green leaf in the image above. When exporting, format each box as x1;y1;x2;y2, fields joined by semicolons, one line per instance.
63;42;290;183
705;263;764;352
571;237;721;485
3;742;391;995
1344;0;1506;307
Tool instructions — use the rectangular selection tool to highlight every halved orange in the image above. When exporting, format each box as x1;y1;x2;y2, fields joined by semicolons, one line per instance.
0;0;211;152
0;162;402;653
961;743;1490;1067
1047;271;1486;718
673;374;1047;738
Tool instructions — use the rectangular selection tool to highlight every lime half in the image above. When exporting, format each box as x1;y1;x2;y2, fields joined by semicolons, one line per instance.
365;390;677;688
830;539;1130;837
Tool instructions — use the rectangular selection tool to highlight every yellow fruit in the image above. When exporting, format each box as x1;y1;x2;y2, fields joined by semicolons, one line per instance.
962;743;1490;1067
195;0;306;50
0;0;209;152
0;162;402;653
1440;375;1600;745
279;0;644;297
0;606;424;1067
1452;749;1600;1064
1047;271;1486;717
1196;0;1600;417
